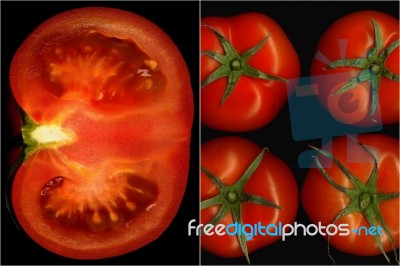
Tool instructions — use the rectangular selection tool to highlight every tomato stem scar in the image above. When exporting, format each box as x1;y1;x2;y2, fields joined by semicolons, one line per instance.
359;192;372;209
231;60;241;70
226;191;238;203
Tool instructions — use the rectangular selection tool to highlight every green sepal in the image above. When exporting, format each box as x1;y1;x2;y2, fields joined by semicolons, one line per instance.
231;204;250;264
201;24;287;105
5;97;30;230
324;19;399;122
311;136;399;263
21;115;39;162
200;148;282;264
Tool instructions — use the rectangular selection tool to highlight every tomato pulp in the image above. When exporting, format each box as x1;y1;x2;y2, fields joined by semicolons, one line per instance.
8;7;193;259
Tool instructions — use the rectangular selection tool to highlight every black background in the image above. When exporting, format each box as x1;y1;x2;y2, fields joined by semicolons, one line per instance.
201;1;399;265
1;1;199;265
1;0;399;265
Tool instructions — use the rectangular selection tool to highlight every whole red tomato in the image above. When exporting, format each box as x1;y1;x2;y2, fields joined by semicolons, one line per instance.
8;7;193;259
201;137;298;262
310;11;399;126
302;134;399;262
201;13;300;132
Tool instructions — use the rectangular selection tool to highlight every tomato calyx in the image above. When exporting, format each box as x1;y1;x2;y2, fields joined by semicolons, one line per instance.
22;115;75;162
6;100;76;229
6;103;29;229
201;148;282;264
310;136;399;263
201;25;288;105
323;19;399;122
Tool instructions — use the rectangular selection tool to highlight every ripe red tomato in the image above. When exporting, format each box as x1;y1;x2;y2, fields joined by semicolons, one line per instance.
201;13;300;132
201;137;298;262
9;7;193;259
302;134;399;260
310;11;399;126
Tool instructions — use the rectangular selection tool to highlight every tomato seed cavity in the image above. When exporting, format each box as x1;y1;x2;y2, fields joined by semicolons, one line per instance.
40;176;64;196
40;173;158;233
42;33;166;109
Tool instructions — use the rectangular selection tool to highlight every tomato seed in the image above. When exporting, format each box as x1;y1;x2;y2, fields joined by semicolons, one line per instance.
92;212;102;224
144;59;158;71
143;79;153;89
84;46;93;54
54;48;64;59
109;212;119;223
126;201;136;212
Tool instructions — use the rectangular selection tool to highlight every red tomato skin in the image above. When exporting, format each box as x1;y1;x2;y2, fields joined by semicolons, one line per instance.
9;7;193;260
201;13;300;132
201;137;299;258
302;134;399;256
310;11;399;126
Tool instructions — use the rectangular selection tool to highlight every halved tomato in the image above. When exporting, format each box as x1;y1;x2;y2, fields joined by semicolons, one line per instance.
8;7;193;259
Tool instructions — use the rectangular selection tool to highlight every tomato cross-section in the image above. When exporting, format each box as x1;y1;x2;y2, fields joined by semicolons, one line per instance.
8;7;193;260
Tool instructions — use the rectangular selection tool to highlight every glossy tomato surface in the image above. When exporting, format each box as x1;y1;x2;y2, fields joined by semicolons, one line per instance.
201;2;399;265
302;134;399;256
7;6;193;260
201;13;300;132
310;11;399;126
201;137;298;258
